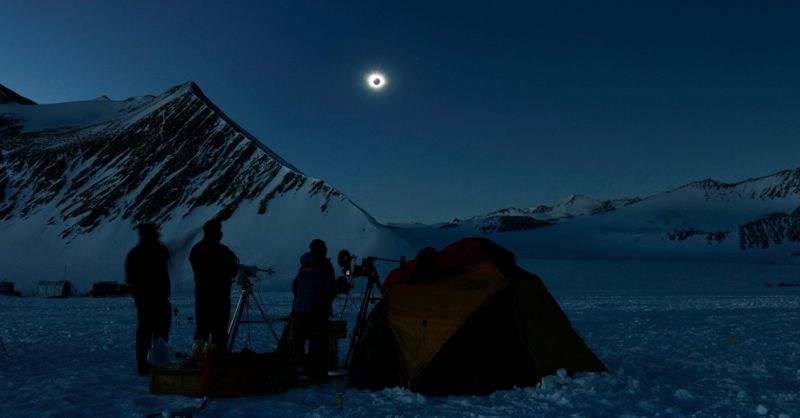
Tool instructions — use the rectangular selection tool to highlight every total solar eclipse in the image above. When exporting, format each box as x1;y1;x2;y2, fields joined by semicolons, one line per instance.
367;72;386;90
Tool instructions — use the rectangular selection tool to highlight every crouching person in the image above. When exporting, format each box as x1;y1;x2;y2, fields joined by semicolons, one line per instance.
125;223;172;375
190;220;239;358
291;239;336;379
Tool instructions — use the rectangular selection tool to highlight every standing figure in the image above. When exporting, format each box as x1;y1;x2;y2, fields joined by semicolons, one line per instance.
189;220;239;357
125;223;171;375
291;239;336;378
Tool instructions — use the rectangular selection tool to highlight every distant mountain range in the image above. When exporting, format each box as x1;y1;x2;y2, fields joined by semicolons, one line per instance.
432;194;642;233
2;81;798;292
392;168;800;262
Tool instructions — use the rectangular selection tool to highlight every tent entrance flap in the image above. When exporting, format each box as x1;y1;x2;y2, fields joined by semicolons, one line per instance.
386;260;509;382
348;238;607;396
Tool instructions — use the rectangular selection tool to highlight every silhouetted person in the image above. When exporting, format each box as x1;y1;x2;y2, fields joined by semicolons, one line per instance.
125;223;171;375
291;239;336;378
189;220;239;357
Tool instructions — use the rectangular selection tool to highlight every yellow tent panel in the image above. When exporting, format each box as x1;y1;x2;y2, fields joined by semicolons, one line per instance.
348;238;607;396
387;260;509;382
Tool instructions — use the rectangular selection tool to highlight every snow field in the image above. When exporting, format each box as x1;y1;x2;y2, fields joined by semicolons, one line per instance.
0;260;798;417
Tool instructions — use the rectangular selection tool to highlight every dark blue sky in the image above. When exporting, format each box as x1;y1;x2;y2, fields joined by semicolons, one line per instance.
3;1;800;223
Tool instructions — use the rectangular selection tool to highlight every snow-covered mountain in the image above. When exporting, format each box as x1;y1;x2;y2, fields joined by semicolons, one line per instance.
0;82;410;293
3;81;799;293
0;83;36;105
392;169;800;263
436;194;642;233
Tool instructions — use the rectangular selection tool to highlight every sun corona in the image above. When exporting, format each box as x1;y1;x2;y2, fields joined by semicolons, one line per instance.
366;72;386;90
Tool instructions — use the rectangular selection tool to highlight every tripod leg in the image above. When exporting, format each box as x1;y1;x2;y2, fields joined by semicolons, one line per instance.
344;282;373;368
227;289;250;352
249;292;280;342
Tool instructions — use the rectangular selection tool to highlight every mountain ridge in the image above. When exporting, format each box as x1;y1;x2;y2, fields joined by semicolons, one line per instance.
435;166;800;232
0;83;36;105
0;81;408;292
391;165;800;262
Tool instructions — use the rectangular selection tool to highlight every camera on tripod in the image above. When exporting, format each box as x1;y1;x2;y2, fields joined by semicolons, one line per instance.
334;250;406;367
236;264;274;289
335;251;375;294
335;250;406;294
227;264;277;352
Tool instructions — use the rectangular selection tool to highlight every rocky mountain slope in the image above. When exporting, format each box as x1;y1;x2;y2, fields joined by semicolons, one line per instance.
0;83;409;292
0;83;36;105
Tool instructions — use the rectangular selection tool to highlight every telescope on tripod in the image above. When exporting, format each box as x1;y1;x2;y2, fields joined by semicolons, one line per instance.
225;251;406;367
336;250;405;368
227;264;277;352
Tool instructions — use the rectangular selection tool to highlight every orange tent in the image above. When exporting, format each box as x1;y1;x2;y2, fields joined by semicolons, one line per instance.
349;238;607;395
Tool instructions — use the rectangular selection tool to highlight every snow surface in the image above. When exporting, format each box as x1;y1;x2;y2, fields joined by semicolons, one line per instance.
0;96;155;134
0;190;409;295
1;259;798;417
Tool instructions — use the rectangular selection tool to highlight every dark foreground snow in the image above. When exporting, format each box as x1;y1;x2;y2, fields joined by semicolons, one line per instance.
0;260;798;418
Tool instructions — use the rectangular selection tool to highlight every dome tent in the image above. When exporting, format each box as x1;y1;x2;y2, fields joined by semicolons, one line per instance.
348;238;607;396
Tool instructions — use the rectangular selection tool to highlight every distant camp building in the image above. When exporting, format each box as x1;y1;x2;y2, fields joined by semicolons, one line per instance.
0;281;21;297
37;280;74;298
90;281;131;297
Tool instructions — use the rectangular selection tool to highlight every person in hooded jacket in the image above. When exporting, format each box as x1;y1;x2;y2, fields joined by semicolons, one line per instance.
189;220;239;357
291;239;336;378
125;223;171;375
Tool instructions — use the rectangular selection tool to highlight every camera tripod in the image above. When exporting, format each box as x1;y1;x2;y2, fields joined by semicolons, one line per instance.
338;253;405;368
226;265;278;352
344;269;382;368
